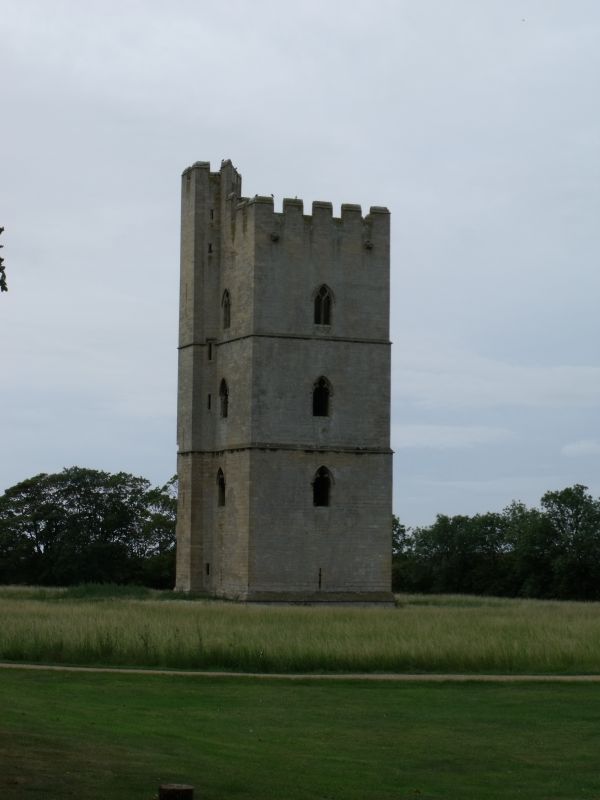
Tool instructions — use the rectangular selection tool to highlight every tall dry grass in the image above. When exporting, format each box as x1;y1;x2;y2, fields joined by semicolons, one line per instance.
0;587;599;673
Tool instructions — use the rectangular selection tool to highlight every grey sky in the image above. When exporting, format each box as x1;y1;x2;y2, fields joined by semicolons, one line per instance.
1;0;599;526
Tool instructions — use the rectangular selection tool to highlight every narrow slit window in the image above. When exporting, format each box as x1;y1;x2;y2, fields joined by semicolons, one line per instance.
219;379;229;418
313;377;331;417
222;290;231;329
314;285;332;325
313;466;332;507
205;562;210;575
217;469;225;506
207;342;213;360
208;242;213;254
207;393;211;410
210;209;214;220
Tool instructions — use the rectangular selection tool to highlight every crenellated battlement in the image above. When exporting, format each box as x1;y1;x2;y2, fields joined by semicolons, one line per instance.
227;193;389;256
182;160;389;227
233;194;389;224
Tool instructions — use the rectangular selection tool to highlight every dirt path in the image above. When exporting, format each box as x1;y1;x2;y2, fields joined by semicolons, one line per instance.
2;661;600;682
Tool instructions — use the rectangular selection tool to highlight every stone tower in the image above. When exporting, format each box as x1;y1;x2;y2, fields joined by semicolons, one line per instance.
176;159;393;602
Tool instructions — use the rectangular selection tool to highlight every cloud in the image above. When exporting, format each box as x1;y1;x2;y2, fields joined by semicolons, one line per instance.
562;439;600;457
2;0;600;526
393;424;515;450
394;339;600;410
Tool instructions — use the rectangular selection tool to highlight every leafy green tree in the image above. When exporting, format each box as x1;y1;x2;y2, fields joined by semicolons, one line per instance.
0;473;62;583
461;512;510;595
541;485;600;599
392;515;410;557
404;513;509;595
392;486;600;600
0;468;176;587
138;475;178;588
391;516;416;591
503;501;557;598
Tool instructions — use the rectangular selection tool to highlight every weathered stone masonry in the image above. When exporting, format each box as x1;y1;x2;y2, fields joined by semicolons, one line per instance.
176;159;393;602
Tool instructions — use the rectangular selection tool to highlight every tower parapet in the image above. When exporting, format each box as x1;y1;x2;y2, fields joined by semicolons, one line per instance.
229;193;390;230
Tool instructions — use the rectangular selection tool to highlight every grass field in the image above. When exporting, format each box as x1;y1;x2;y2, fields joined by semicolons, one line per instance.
3;588;600;799
1;585;600;674
2;668;600;800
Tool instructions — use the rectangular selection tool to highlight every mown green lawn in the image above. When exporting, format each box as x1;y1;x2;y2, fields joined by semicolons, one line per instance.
2;668;600;799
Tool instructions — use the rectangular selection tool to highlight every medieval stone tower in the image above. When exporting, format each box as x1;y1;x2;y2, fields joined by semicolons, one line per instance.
175;159;393;602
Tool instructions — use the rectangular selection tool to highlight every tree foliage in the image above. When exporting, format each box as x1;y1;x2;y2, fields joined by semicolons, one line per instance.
392;485;600;600
0;467;176;587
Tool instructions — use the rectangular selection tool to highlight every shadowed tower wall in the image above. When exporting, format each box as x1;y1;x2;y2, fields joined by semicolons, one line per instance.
176;159;393;602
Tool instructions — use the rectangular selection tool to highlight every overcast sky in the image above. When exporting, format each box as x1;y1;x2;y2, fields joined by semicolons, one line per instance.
1;0;599;526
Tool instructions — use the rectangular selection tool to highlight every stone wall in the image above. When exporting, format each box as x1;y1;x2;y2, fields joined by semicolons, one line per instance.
248;450;392;595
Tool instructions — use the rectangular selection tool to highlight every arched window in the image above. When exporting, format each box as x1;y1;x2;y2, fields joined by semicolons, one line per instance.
219;379;229;418
313;376;331;417
222;290;231;329
314;285;332;325
217;469;225;506
313;466;332;507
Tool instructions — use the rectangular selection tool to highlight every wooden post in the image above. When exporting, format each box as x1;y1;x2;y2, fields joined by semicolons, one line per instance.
158;784;194;800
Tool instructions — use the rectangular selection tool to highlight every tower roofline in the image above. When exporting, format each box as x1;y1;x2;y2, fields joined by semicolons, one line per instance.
181;160;389;221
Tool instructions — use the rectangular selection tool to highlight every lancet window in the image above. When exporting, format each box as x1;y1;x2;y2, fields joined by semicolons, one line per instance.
219;379;229;418
222;290;231;329
313;466;332;507
312;376;331;417
217;469;226;506
314;285;332;325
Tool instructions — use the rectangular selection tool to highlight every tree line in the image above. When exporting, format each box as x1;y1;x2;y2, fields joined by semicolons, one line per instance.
0;467;176;588
2;468;599;600
393;484;600;600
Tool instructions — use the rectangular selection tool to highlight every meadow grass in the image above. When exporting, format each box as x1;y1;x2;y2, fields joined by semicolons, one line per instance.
1;585;600;673
3;668;600;799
